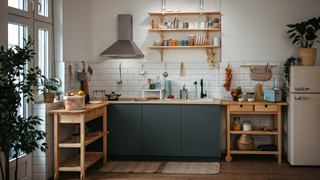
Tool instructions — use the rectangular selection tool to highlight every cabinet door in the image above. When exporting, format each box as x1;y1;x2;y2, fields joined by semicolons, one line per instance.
107;104;142;156
181;105;220;157
142;105;181;156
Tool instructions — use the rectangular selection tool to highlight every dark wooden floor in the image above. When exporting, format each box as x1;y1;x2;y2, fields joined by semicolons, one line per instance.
50;155;320;180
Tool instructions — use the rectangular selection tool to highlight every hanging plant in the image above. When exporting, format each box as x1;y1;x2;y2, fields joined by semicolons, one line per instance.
283;56;300;100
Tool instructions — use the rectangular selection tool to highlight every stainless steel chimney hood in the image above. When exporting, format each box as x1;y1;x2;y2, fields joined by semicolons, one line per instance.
99;14;144;58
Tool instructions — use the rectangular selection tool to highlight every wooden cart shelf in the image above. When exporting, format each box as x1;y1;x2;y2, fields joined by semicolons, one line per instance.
48;102;110;180
230;130;278;135
148;11;220;15
59;152;104;172
148;46;220;49
59;132;109;148
148;28;220;31
222;101;288;164
230;146;278;155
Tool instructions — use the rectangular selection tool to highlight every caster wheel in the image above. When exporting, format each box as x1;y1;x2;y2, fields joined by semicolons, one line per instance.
225;155;232;162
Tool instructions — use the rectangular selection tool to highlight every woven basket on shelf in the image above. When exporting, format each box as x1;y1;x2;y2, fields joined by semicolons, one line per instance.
298;48;317;66
236;134;254;151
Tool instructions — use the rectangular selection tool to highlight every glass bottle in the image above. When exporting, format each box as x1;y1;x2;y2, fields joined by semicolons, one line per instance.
156;76;161;89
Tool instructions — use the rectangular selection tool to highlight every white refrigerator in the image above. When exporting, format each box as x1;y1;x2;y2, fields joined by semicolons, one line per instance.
284;66;320;166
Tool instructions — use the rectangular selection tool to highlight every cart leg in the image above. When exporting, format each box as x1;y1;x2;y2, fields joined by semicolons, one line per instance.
277;107;282;163
226;105;232;162
103;106;107;164
54;114;59;179
80;114;86;179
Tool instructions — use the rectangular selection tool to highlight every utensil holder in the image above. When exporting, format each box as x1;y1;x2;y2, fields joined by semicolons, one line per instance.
77;72;86;81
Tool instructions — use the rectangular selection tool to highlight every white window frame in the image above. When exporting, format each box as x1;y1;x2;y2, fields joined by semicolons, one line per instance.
34;0;52;23
7;13;34;180
8;0;33;19
34;21;53;101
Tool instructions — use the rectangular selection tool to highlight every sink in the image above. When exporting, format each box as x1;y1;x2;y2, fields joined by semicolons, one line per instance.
187;98;214;102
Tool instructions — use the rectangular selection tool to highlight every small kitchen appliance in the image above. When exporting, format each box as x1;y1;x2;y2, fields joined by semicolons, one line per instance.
264;78;282;102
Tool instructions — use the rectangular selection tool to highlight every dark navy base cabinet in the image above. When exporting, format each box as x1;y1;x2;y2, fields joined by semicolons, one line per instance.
106;104;221;161
181;105;220;157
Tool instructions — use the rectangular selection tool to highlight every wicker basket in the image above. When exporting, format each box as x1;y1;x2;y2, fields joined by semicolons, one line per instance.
298;48;317;66
236;134;254;151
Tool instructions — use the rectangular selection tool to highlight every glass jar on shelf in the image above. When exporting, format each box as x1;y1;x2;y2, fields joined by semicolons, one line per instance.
232;117;241;131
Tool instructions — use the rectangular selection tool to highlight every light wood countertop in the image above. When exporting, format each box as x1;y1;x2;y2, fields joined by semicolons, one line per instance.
95;98;221;105
220;101;288;105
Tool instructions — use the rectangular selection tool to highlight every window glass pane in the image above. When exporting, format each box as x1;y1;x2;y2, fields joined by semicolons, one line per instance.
8;22;28;161
38;28;48;77
38;0;48;17
8;0;27;11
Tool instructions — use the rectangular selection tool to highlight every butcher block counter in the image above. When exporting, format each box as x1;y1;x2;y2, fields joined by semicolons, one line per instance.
102;98;221;104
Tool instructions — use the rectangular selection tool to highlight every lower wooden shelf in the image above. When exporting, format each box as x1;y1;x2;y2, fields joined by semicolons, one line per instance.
230;146;278;155
230;130;278;135
149;45;220;49
59;152;104;172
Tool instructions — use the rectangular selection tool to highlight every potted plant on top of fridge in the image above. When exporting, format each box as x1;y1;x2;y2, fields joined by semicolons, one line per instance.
39;77;60;103
287;17;320;66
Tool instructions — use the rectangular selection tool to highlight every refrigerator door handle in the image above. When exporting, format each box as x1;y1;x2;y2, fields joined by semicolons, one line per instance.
295;87;309;91
295;96;309;100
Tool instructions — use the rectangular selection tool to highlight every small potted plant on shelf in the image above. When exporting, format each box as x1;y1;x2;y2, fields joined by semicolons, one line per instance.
55;91;63;101
287;17;320;66
39;77;60;103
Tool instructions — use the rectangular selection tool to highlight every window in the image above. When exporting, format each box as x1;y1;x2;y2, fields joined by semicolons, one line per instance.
8;0;28;11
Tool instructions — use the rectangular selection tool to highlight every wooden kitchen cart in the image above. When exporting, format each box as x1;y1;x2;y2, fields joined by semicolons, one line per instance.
148;11;221;61
221;101;287;163
48;102;110;180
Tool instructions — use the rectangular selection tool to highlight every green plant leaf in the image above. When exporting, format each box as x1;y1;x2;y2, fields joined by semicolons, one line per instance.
287;29;295;33
289;33;296;39
306;33;316;40
287;24;295;28
295;23;306;35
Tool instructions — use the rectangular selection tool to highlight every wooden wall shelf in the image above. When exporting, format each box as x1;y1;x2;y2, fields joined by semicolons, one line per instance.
148;28;220;31
149;46;220;49
148;11;220;15
148;11;221;61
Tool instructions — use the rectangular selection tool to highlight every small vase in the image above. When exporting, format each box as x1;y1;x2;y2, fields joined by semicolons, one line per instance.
43;93;55;103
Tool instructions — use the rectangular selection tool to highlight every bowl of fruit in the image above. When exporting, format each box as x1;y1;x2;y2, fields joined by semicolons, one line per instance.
231;86;242;101
63;90;86;110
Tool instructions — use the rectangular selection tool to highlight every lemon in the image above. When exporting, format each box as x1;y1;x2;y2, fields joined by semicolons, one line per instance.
78;90;85;96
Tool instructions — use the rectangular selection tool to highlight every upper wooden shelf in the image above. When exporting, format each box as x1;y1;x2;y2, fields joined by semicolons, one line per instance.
149;46;220;49
148;28;220;31
148;11;220;15
59;132;108;148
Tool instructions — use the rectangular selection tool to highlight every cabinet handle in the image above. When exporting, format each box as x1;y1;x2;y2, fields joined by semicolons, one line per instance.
265;105;268;108
295;87;309;91
240;105;243;108
295;96;309;100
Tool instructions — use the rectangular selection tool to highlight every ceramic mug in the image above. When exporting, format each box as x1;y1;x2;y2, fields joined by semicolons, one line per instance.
208;21;213;28
200;21;206;29
172;40;177;46
150;83;156;89
183;22;189;29
178;40;184;46
195;21;199;29
154;40;162;46
183;40;188;46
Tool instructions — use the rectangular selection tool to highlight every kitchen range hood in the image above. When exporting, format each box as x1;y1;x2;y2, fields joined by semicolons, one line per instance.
99;14;144;58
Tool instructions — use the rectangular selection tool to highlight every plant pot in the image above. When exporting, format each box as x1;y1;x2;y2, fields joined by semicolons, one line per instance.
298;48;317;66
43;93;55;103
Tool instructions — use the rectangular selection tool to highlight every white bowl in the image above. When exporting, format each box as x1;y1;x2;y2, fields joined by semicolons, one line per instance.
248;98;255;102
238;98;245;102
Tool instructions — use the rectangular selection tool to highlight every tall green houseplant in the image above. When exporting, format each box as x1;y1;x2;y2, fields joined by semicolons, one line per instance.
287;17;320;66
0;37;48;180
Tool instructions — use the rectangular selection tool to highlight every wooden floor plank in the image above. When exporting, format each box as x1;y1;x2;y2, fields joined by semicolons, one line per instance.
49;155;320;180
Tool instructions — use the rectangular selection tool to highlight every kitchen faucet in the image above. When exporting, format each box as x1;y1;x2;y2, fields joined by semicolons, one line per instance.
200;79;207;98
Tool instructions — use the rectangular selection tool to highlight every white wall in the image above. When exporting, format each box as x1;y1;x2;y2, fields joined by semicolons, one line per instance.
92;0;221;63
62;0;93;62
221;0;320;63
0;0;8;48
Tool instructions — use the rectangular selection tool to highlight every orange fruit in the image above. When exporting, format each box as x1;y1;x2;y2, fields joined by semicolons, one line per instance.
70;93;75;96
71;101;78;109
66;105;72;110
78;90;85;96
